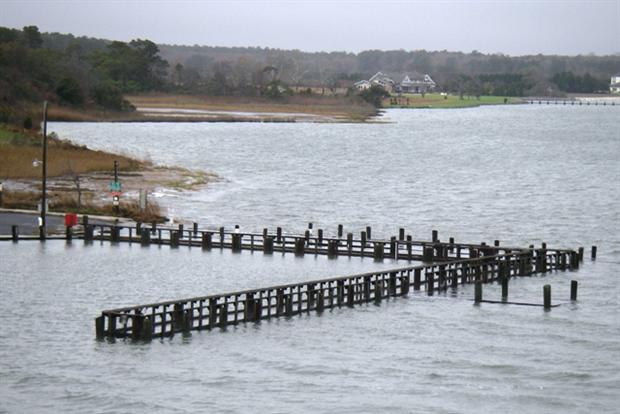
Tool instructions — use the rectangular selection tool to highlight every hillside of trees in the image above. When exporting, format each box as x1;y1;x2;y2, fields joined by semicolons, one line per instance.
1;25;618;127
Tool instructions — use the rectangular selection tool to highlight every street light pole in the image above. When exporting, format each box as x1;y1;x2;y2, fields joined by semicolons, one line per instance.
40;101;48;240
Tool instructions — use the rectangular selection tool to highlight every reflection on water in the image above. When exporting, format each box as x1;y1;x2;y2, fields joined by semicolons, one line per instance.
0;106;618;413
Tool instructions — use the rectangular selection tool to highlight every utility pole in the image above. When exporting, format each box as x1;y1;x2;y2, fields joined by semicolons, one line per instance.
40;101;48;241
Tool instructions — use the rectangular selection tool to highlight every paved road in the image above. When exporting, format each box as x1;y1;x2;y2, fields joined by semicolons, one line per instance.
0;212;65;235
0;211;117;236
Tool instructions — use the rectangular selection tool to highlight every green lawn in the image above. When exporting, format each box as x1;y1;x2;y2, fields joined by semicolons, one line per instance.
384;93;522;109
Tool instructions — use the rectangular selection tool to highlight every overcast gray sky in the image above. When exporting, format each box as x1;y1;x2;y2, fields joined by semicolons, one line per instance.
1;0;618;55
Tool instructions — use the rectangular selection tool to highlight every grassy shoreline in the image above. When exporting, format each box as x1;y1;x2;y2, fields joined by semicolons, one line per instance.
384;93;523;109
0;125;216;222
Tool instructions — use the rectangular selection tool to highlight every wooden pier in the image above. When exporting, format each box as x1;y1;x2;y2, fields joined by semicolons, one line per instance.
0;220;584;339
95;246;579;340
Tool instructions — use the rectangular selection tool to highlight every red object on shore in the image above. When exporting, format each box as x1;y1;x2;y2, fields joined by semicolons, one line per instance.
65;213;78;227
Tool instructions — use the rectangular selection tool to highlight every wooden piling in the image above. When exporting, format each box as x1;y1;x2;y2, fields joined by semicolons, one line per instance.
432;229;438;242
374;280;382;303
11;225;18;242
193;222;198;235
327;240;339;257
543;285;551;309
389;237;397;259
276;227;282;243
414;268;421;290
65;226;73;242
110;226;120;243
373;242;384;261
347;233;353;256
423;246;433;262
338;224;343;238
591;246;597;260
475;282;482;303
263;236;274;254
294;237;305;256
95;315;104;338
140;228;150;246
501;275;508;301
578;247;584;262
366;226;372;240
170;230;179;248
141;317;152;340
570;280;578;301
219;227;225;245
84;224;94;243
232;233;242;252
178;224;184;239
399;228;405;241
202;232;212;250
318;229;324;245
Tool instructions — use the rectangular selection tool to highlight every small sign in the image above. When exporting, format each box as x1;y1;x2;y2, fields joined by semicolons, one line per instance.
109;181;121;192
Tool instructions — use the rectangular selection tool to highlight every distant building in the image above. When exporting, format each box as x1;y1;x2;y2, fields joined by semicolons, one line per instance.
399;73;436;93
611;75;620;94
355;71;435;94
368;71;395;92
353;80;371;91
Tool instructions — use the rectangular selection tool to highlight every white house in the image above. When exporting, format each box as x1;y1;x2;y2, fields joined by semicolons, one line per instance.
354;80;371;90
368;71;395;92
610;75;620;94
399;72;436;93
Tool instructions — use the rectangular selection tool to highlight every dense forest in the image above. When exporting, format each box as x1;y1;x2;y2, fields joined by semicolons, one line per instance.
1;25;618;127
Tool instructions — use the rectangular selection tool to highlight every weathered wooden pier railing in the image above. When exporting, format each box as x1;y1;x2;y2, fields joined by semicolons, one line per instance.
96;246;580;340
44;221;582;264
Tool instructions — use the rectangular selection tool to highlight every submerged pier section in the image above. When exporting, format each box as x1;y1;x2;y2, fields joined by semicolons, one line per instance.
93;227;580;340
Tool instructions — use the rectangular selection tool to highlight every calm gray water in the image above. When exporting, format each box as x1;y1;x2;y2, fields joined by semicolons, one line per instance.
1;106;619;413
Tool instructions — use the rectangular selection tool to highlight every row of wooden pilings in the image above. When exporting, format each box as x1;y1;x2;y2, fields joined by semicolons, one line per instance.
96;244;583;340
527;99;616;106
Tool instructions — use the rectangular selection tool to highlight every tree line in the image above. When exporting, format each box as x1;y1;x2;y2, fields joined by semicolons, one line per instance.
1;25;618;126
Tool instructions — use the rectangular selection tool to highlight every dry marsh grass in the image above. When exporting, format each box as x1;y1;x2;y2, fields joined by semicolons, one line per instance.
125;94;376;119
0;137;144;179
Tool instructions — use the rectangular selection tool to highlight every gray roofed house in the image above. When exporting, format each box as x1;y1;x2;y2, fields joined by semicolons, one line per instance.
399;72;436;93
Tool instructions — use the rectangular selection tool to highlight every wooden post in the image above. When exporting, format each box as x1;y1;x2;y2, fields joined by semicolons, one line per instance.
193;222;198;236
136;222;142;235
304;230;310;243
373;242;384;261
276;227;282;243
389;236;397;259
151;221;157;234
591;246;597;260
406;235;412;259
219;304;228;328
140;228;150;246
338;224;343;238
494;240;500;247
294;237;305;256
578;247;584;262
432;229;438;242
474;282;482;303
11;225;18;242
232;233;242;252
543;285;551;309
318;229;323;246
501;275;508;301
316;289;324;313
570;280;578;301
347;233;353;256
423;246;433;262
84;224;93;243
347;284;355;307
374;280;382;303
170;230;179;248
111;226;120;243
178;224;184;239
327;240;338;258
65;226;73;242
389;272;397;295
132;314;145;340
140;316;152;340
427;269;434;295
219;227;225;245
82;215;89;226
361;231;367;247
95;315;104;339
263;236;274;254
414;268;421;290
366;226;372;240
202;232;212;250
398;228;405;241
